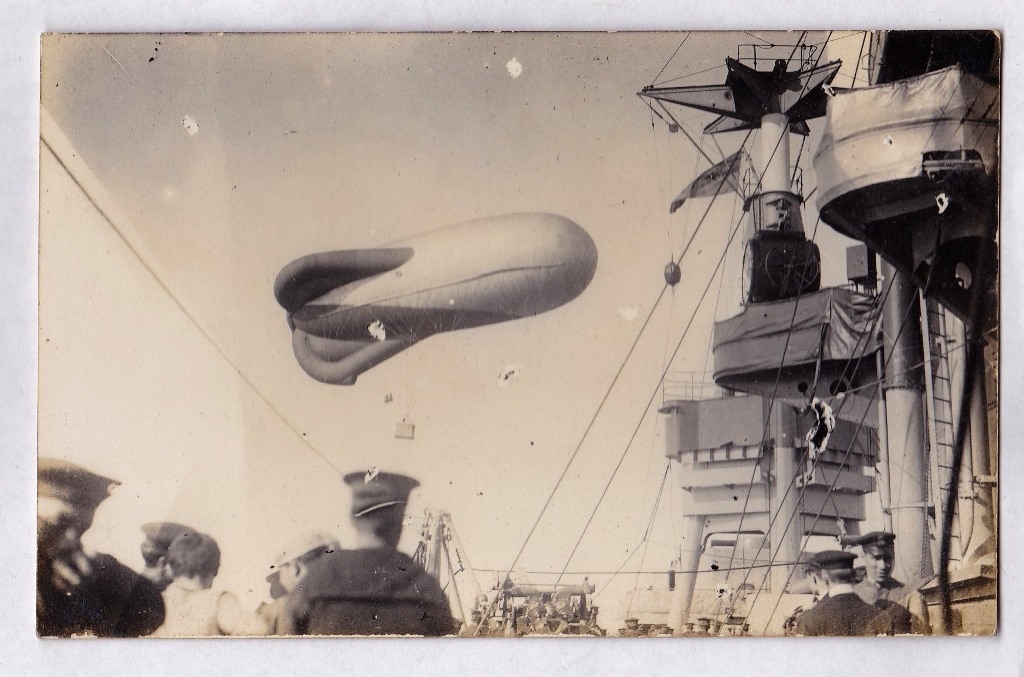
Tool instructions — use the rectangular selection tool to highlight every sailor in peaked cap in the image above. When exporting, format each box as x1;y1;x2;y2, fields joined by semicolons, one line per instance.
38;459;118;588
37;458;165;637
852;531;930;634
140;522;193;590
810;549;857;571
794;550;883;636
39;457;118;508
281;469;455;636
344;470;420;518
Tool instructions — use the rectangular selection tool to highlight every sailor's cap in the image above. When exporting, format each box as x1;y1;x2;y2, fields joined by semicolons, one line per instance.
140;522;193;559
343;470;419;518
808;550;857;571
38;458;118;508
852;531;897;556
266;530;340;582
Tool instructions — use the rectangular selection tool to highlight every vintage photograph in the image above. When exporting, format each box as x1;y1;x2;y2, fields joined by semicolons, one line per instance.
38;31;998;638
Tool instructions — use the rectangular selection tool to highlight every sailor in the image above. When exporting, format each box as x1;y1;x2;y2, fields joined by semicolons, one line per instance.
620;616;641;637
685;617;711;636
151;531;267;636
282;470;456;636
37;458;165;637
539;593;569;634
793;550;883;636
262;530;341;635
852;531;930;634
139;521;192;591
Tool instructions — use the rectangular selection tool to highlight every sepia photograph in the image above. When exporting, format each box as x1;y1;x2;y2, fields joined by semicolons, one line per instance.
37;30;998;640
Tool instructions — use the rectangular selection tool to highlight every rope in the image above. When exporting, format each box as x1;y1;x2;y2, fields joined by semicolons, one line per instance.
728;268;892;612
654;62;729;87
470;127;758;636
937;189;995;633
477;561;807;577
554;214;746;585
852;32;868;88
625;463;672;616
744;278;905;622
752;244;946;633
41;136;345;477
712;30;838;602
651;32;692;86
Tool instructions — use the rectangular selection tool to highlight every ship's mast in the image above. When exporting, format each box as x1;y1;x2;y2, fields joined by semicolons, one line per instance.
643;53;855;635
880;261;933;585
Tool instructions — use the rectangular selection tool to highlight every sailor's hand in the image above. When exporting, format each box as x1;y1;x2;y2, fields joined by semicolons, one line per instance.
50;549;94;593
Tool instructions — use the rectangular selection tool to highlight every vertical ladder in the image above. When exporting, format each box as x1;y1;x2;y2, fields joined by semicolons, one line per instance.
919;292;961;570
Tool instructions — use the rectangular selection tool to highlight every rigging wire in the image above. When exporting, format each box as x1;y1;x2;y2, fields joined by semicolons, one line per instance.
736;263;901;621
791;135;807;186
754;389;882;633
785;32;809;69
498;31;843;629
470;126;759;636
650;32;692;87
750;255;946;633
825;338;968;402
712;169;817;597
699;193;740;382
967;101;1000;150
754;389;883;633
915;69;980;159
655;62;729;87
935;184;996;633
743;32;776;47
644;98;733;172
41;136;345;478
714;32;836;586
626;462;672;616
655;31;862;89
720;268;894;621
710;134;730;171
803;31;868;48
753;72;999;622
742;267;916;626
851;31;868;88
594;544;645;598
554;214;747;586
476;561;807;576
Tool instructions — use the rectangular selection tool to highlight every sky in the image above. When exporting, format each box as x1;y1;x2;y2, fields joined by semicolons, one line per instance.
39;31;880;619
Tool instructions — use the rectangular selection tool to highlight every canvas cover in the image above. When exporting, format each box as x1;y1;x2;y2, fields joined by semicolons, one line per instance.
813;66;999;211
712;287;880;388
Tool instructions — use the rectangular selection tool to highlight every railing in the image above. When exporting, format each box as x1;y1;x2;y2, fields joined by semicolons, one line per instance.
734;42;821;73
663;371;725;402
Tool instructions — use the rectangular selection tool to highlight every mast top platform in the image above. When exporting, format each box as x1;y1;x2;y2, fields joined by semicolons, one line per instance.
640;57;842;136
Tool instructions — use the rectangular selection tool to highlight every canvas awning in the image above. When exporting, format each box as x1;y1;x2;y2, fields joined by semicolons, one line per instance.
813;65;998;217
713;287;880;400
